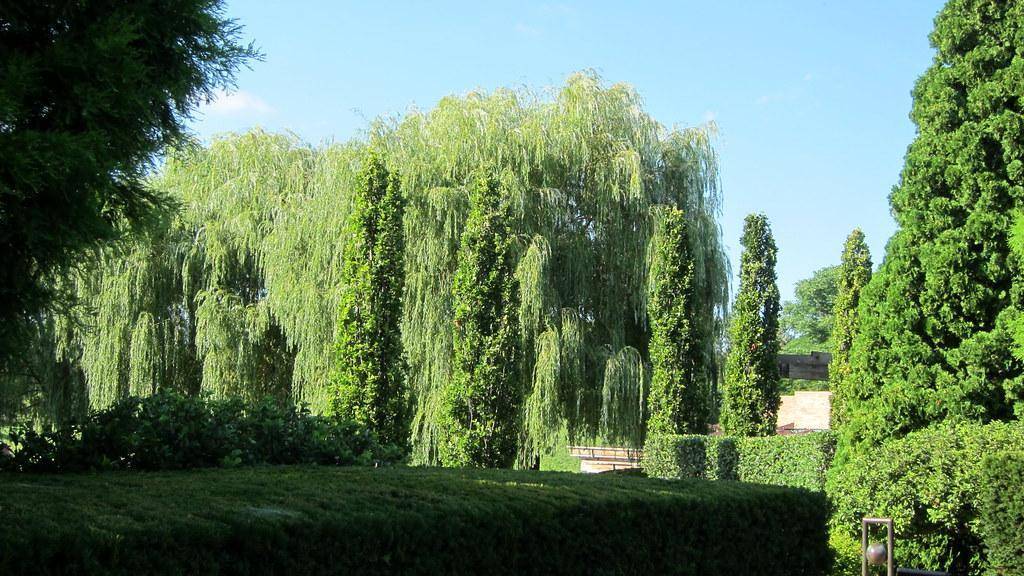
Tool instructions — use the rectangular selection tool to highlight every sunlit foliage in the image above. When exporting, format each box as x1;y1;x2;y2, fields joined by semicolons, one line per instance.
438;172;522;468
646;207;707;435
828;229;871;428
332;150;409;449
841;0;1024;455
721;214;780;437
2;73;729;465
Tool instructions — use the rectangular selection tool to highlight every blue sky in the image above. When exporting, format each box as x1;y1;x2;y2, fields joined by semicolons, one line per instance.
192;0;946;301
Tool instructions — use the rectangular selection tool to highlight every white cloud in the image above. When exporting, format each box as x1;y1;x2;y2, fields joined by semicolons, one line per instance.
204;89;273;115
514;22;542;37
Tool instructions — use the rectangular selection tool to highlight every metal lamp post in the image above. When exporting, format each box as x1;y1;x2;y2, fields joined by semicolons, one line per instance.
862;517;894;576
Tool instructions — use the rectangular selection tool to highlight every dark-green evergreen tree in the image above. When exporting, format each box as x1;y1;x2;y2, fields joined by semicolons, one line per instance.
332;150;409;449
0;1;257;366
829;229;871;428
438;172;522;468
842;0;1024;453
721;213;781;437
647;207;707;435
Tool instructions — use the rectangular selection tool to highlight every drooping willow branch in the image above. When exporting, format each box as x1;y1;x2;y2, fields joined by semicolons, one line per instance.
5;73;730;465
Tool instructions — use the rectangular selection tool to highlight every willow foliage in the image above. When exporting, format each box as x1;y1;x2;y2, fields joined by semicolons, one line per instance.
721;214;781;437
3;73;729;466
387;73;728;462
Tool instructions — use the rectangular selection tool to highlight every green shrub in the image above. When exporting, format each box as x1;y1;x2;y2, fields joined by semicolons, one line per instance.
0;466;831;575
979;451;1024;576
828;421;1024;576
643;432;835;491
737;434;835;492
0;392;393;472
643;434;737;481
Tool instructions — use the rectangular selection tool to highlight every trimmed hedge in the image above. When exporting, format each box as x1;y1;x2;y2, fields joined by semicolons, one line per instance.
979;451;1024;576
828;421;1024;576
0;466;831;575
643;431;835;491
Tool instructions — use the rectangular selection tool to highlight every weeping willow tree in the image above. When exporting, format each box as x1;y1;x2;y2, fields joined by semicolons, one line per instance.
3;73;729;467
12;132;353;421
386;73;728;463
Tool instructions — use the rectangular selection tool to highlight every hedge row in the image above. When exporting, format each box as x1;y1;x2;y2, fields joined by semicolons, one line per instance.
979;451;1024;576
828;421;1024;576
0;466;831;575
643;431;835;491
1;392;395;472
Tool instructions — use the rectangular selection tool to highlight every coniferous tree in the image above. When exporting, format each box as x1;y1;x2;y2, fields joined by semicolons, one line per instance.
438;172;522;468
0;1;257;367
842;0;1024;453
647;207;707;435
829;229;871;428
721;214;781;437
332;150;409;448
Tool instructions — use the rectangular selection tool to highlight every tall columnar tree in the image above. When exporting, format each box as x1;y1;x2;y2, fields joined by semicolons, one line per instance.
829;229;871;428
0;1;257;369
438;172;522;468
721;214;781;437
332;150;409;449
841;0;1024;453
647;207;707;435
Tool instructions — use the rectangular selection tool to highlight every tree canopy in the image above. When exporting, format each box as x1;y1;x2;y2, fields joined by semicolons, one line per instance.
0;0;257;368
438;172;522;468
841;0;1024;453
331;150;409;449
779;266;839;355
0;74;730;465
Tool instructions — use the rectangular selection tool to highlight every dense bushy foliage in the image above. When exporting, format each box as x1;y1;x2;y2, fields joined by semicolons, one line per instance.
0;392;389;473
828;421;1024;575
0;1;257;366
0;466;831;576
735;433;835;491
438;173;522;468
979;451;1024;576
828;229;871;428
643;434;739;481
721;214;781;436
841;0;1024;455
332;150;409;449
643;431;835;492
779;265;838;354
647;207;707;435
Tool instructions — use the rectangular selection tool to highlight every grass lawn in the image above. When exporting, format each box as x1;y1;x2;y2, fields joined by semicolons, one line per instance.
0;465;830;575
